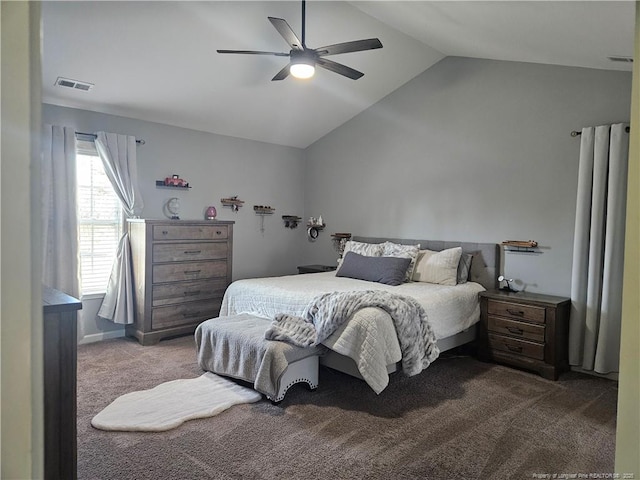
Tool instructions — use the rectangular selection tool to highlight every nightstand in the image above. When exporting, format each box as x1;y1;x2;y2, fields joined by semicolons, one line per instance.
297;264;337;274
477;290;570;380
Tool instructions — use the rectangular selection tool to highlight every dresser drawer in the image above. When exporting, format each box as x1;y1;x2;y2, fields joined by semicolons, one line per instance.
153;224;228;241
152;260;228;283
487;299;545;324
488;333;544;360
152;278;228;307
488;316;545;343
152;299;222;330
153;242;228;263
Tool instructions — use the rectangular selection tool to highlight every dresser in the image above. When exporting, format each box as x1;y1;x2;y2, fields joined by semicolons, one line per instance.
127;219;234;345
477;290;570;380
43;286;82;480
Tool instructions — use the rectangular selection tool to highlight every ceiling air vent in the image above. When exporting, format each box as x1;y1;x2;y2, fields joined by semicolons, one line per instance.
55;77;94;91
607;56;634;63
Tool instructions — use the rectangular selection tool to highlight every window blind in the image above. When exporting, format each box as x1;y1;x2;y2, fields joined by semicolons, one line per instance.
76;147;123;295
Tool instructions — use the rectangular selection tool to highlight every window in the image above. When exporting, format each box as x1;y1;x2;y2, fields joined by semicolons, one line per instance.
76;141;122;295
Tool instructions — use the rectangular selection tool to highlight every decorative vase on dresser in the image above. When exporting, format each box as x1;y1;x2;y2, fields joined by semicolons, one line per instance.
127;219;234;345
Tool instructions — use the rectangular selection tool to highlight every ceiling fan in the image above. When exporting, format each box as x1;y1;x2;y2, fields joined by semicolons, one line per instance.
217;0;383;81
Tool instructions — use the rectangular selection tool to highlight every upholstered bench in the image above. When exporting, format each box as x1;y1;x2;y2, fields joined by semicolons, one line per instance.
195;313;323;402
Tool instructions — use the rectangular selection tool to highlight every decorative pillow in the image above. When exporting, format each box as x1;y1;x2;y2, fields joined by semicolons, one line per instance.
456;252;474;284
382;242;420;282
336;252;411;286
412;247;463;286
342;240;384;258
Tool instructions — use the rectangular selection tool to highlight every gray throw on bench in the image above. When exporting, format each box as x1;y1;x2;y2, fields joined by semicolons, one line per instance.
265;290;440;377
195;314;325;399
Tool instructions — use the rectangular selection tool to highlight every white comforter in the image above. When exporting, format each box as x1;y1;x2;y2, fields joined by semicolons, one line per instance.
220;272;484;393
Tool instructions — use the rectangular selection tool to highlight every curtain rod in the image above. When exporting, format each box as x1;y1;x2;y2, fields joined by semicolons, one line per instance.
571;126;630;137
76;131;145;145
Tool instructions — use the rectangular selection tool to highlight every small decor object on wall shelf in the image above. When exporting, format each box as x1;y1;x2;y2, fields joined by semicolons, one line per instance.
501;240;541;254
253;205;275;215
221;196;244;212
331;233;352;257
282;215;302;228
307;216;326;229
205;205;217;220
156;174;190;189
163;197;181;220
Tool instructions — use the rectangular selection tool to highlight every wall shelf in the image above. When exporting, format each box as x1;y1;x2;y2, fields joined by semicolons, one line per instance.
221;196;244;212
282;215;302;228
155;180;191;189
254;205;275;215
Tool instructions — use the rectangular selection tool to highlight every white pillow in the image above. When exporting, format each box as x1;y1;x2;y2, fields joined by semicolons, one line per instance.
342;241;383;258
382;242;420;282
412;247;463;286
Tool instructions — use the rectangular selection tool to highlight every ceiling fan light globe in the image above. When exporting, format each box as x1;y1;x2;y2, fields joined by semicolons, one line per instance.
290;63;315;79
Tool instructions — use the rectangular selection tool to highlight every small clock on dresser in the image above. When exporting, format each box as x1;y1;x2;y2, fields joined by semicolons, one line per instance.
476;290;570;380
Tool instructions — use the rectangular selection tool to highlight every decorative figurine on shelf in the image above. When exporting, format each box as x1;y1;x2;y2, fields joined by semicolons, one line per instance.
164;174;189;188
205;205;217;220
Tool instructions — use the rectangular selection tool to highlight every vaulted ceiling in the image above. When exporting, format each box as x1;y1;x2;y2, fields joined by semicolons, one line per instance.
42;1;635;148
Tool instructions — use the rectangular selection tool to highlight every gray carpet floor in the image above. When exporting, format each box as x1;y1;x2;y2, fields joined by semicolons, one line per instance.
77;335;617;480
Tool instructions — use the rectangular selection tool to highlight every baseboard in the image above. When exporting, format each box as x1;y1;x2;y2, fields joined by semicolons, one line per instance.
78;329;126;345
570;366;619;381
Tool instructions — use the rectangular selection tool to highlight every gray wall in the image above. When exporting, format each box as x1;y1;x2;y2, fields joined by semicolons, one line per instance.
303;57;632;297
43;104;307;340
44;56;632;340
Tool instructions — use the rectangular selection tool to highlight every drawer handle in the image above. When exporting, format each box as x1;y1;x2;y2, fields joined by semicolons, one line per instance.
507;327;524;335
506;344;523;353
506;309;525;317
184;270;202;275
182;311;201;318
183;290;201;297
162;230;168;235
184;250;202;255
216;231;222;235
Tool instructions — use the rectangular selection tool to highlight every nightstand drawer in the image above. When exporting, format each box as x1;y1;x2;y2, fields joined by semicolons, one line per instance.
487;299;545;324
488;316;545;343
488;333;544;360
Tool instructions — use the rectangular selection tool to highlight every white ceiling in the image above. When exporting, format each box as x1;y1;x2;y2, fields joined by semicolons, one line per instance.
42;1;635;149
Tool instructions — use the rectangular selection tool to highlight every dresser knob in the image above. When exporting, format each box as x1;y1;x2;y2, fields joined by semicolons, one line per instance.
162;230;168;235
216;231;222;235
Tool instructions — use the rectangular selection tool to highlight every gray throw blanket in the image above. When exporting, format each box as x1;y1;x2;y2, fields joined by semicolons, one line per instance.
265;290;440;377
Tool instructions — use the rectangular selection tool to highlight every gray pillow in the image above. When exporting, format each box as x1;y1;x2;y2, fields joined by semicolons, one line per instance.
336;252;411;286
457;252;474;284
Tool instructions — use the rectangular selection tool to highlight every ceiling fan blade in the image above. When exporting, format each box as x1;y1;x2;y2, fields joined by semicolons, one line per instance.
268;17;304;51
217;50;290;57
316;58;364;80
315;38;383;56
272;64;290;81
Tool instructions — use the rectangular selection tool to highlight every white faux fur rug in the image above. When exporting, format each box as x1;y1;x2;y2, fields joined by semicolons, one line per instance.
91;372;262;432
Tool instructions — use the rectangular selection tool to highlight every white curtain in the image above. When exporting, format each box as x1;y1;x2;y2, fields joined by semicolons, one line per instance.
41;125;80;299
569;123;629;373
95;132;143;324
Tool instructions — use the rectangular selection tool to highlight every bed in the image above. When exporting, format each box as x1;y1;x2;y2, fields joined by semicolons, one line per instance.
217;237;499;394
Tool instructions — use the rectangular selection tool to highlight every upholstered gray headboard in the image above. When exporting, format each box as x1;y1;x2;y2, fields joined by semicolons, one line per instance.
352;236;500;291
